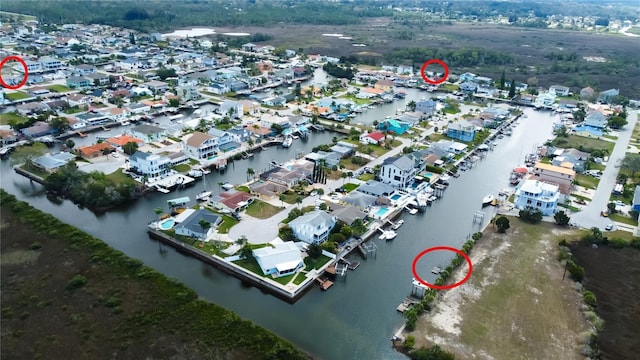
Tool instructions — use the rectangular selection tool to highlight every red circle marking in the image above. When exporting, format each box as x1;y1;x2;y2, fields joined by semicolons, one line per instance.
411;246;473;290
420;59;449;85
0;55;29;90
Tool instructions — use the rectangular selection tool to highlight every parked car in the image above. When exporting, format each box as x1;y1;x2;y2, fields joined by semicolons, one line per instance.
600;210;608;217
605;224;614;231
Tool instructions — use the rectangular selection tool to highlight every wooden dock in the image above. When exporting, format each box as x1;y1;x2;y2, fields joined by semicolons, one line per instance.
316;278;334;291
396;297;420;313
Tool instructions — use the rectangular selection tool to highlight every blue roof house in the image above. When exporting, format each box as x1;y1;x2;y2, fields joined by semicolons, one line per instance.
378;119;410;135
446;120;476;142
633;186;640;212
584;112;607;129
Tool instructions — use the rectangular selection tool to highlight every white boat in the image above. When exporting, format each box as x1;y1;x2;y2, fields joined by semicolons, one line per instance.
408;208;419;215
221;182;235;191
188;169;204;178
392;220;405;230
282;136;293;148
196;191;212;201
431;266;442;275
379;230;398;241
482;194;495;207
439;174;451;182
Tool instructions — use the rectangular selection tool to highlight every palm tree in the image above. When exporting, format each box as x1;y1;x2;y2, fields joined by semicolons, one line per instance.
407;100;416;111
279;193;286;208
217;182;224;194
246;167;255;181
154;207;163;224
295;195;303;208
198;219;211;247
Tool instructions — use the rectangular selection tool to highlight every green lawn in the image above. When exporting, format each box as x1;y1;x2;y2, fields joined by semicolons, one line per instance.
233;257;264;276
105;169;136;185
625;27;640;35
245;200;282;219
343;183;359;192
216;215;238;234
603;134;618;141
173;164;191;172
273;273;297;285
575;174;600;189
4;91;30;101
279;191;299;205
47;85;71;93
609;213;639;226
292;273;307;285
441;83;459;92
552;135;614;154
339;157;367;171
0;112;29;125
358;173;374;181
304;255;332;271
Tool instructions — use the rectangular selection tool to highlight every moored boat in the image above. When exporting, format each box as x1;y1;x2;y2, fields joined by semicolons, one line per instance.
392;220;405;230
482;194;495;207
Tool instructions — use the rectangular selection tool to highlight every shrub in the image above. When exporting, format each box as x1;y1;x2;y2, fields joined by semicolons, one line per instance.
559;238;569;247
64;274;88;291
519;206;543;224
608;238;627;249
404;335;416;349
630;238;640;249
583;291;597;307
30;241;43;250
567;261;585;282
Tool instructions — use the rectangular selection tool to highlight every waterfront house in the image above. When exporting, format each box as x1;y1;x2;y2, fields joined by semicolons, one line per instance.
514;179;560;216
580;87;595;100
106;134;144;149
209;189;253;213
67;93;92;107
32;152;75;172
74;112;110;126
534;92;556;108
20;121;55;138
360;131;386;145
598;89;619;103
379;155;418;189
253;240;304;278
208;128;239;152
328;203;368;225
288;210;337;245
76;142;114;159
130;124;167;143
218;100;243;119
209;82;231;95
549;85;570;97
38;56;63;71
572;125;603;139
239;100;260;116
378;119;410;135
459;81;478;93
531;162;575;195
459;72;477;83
17;102;50;116
129;151;171;178
584;111;607;129
66;76;91;89
0;129;18;146
633;186;640;212
357;180;396;198
339;191;377;211
174;208;221;239
250;181;288;201
446;120;476;142
184;132;218;160
176;85;200;102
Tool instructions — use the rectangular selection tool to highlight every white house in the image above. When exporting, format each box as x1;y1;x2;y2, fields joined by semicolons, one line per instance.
549;85;570;97
359;131;386;145
514;179;560;216
38;57;63;71
176;85;200;102
128;102;152;114
288;210;337;245
184;132;218;159
534;92;557;108
378;155;418;189
253;240;304;278
173;209;221;239
130;124;167;143
129;151;171;178
218;100;243;118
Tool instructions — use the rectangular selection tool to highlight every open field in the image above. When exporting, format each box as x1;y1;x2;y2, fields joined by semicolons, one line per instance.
0;191;306;360
245;199;282;219
407;219;588;359
570;245;640;359
553;135;615;154
0;112;28;125
4;92;30;101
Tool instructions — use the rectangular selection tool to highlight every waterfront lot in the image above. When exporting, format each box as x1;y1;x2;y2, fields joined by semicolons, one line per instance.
409;219;588;359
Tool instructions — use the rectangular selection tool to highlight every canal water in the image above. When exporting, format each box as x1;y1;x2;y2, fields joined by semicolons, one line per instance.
1;82;557;359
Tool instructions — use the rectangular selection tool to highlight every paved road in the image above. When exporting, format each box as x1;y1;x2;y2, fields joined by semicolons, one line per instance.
571;110;638;232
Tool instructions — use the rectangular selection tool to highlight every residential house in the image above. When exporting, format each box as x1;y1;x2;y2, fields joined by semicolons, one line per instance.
173;209;221;239
239;100;260;115
128;102;151;115
534;92;556;108
415;99;438;116
184;132;218;160
572;125;603;139
379;155;418;189
76;142;114;159
580;87;595;100
598;89;620;103
20;121;55;138
27;73;45;85
208;128;239;152
176;85;200;102
85;72;110;85
24;60;42;73
531;162;575;195
106;134;144;149
446;120;476;142
632;186;640;212
74;112;110;126
74;64;97;76
227;126;253;143
460;81;478;93
360;131;386;145
459;72;477;83
328;203;368;225
218;100;243;118
288;210;337;245
129;151;171;178
253;241;304;278
357;87;384;99
105;107;129;121
241;43;257;52
209;82;231;95
514;179;560;216
584;111;607;129
32;152;75;172
38;56;63;71
250;180;288;201
66;76;91;89
117;58;143;70
375;79;395;92
378;119;410;135
549;85;570;97
0;129;19;145
130;124;167;143
209;189;253;213
67;93;92;107
355;180;395;198
145;80;169;94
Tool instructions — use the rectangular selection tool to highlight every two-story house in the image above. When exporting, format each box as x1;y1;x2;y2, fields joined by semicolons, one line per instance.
514;179;560;216
129;151;171;178
549;85;570;97
584;111;607;129
184;132;218;160
39;56;63;71
379;155;418;189
446;120;476;142
288;210;337;245
532;162;575;196
130;124;167;143
66;76;91;89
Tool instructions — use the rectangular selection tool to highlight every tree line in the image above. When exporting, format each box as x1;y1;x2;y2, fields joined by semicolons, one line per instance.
386;47;515;68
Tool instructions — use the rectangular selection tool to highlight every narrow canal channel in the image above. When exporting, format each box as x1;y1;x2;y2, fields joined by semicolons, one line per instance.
1;105;556;359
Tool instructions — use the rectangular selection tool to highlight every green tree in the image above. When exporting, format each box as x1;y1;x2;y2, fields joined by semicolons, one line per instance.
519;206;543;224
499;70;506;90
246;167;255;181
508;79;516;98
554;210;570;226
279;193;286;208
621;154;640;177
495;216;510;233
408;345;455;360
154;207;164;222
122;141;139;155
239;244;253;260
607;202;617;214
607;115;627;129
168;98;180;107
307;243;322;258
65;139;75;150
50;116;70;134
295;195;303;208
198;219;211;245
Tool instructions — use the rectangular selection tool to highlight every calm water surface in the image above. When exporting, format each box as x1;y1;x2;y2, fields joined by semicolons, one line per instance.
1;90;557;359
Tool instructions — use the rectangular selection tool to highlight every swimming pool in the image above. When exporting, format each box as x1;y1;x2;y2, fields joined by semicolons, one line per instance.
159;218;175;230
390;194;402;201
375;207;389;217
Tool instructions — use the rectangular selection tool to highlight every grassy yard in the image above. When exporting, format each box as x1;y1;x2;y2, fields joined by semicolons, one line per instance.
292;273;308;285
441;83;459;92
245;200;282;219
409;219;589;359
173;163;191;172
343;183;359;192
0;112;29;125
303;255;332;271
552;135;614;154
609;213;638;226
603;134;618;141
358;173;375;181
105;169;136;186
47;85;71;93
575;174;600;189
233;257;264;276
4;91;30;101
216;215;238;234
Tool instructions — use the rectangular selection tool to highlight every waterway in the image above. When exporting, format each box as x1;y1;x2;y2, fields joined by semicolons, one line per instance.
1;92;557;358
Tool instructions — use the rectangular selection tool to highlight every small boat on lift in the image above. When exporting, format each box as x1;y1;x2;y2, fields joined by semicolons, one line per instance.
482;194;495;207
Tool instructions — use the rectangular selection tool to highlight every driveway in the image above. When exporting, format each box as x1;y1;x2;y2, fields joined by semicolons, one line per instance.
571;110;638;231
